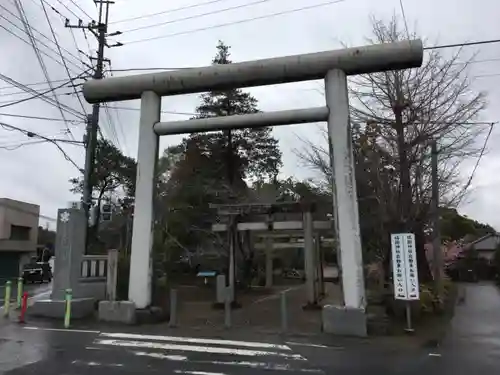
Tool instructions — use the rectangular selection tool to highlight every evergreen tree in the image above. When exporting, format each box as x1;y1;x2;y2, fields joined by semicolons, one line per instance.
188;40;282;185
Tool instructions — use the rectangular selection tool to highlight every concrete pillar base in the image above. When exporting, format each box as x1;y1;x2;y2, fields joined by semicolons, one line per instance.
322;304;367;337
30;298;95;319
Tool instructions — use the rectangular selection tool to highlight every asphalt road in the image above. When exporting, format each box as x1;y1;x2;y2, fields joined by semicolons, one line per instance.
0;283;499;375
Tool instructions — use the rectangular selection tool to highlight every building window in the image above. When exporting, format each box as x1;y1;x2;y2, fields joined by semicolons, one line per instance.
10;225;31;241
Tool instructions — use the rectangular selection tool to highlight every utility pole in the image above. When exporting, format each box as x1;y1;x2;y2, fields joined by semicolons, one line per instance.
65;1;122;250
431;140;443;298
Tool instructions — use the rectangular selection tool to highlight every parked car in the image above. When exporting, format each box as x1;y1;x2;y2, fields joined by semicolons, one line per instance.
22;262;52;284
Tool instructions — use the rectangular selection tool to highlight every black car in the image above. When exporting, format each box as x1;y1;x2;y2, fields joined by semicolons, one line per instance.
22;262;52;284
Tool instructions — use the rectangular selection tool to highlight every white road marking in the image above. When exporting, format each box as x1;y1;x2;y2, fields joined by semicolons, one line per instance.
285;341;341;349
135;352;189;361
72;360;123;367
428;353;442;357
100;332;291;350
96;339;306;360
133;351;323;373
174;371;226;375
24;326;100;334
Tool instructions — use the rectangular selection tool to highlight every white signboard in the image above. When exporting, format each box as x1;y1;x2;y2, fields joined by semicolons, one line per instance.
391;233;419;300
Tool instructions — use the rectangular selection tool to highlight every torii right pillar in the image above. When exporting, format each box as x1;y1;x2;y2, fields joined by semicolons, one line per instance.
323;69;367;337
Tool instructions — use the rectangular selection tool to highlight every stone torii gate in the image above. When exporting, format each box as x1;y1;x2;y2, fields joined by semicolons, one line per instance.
83;40;423;335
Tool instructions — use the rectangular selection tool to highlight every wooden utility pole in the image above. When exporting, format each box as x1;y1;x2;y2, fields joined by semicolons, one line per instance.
65;1;122;249
431;140;443;297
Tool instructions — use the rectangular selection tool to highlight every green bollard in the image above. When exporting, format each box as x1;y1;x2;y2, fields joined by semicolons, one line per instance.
3;281;12;317
64;289;72;329
17;277;23;309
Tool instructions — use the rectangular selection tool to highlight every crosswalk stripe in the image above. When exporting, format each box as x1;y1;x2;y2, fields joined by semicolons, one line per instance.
95;339;306;360
174;371;225;375
100;332;291;350
133;351;323;373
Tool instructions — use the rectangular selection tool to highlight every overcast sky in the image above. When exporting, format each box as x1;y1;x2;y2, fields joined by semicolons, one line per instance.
0;0;499;230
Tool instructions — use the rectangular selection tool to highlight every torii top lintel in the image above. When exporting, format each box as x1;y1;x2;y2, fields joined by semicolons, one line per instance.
83;39;423;104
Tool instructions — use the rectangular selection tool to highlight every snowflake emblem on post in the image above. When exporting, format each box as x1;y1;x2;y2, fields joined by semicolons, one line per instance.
60;211;71;223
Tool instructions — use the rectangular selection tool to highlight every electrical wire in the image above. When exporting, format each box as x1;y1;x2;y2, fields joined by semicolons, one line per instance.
0;14;83;73
399;0;410;38
424;38;500;50
65;0;93;20
53;0;87;20
0;112;84;122
104;67;199;72
474;72;500;78
39;0;87;115
0;127;78;143
110;106;197;116
0;3;85;70
0;121;82;171
13;0;77;140
110;0;232;24
0;139;48;150
457;123;496;207
121;0;274;34
105;65;128;154
0;78;77;92
102;103;121;148
0;90;84;105
70;28;90;71
124;0;347;45
0;72;88;119
102;57;500;73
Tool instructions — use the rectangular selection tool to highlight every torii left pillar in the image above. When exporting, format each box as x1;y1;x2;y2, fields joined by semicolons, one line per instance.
128;91;161;309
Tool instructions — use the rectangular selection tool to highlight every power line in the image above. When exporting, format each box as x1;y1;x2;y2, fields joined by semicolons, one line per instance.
110;0;232;24
424;38;500;50
103;56;500;73
0;75;76;108
0;139;48;150
0;78;78;92
0;16;83;74
0;121;82;171
0;3;85;70
124;0;347;45
121;0;274;34
13;0;77;140
110;106;197;116
65;0;93;20
39;0;87;116
53;0;90;21
398;0;410;38
474;72;500;78
457;122;496;207
0;72;87;119
102;103;121;148
0;112;84;122
105;67;201;72
0;127;78;144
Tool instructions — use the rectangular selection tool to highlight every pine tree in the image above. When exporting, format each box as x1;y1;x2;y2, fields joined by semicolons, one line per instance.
188;40;282;186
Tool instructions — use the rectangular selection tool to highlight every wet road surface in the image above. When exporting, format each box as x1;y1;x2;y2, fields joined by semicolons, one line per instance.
429;282;500;374
0;283;499;374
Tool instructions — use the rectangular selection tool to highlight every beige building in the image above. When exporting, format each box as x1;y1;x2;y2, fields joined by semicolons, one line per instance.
0;198;40;279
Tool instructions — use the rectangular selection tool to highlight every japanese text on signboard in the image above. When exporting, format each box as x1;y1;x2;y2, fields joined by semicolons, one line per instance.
390;233;419;300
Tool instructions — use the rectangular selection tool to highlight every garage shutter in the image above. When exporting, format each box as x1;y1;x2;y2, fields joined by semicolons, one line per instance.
0;252;20;282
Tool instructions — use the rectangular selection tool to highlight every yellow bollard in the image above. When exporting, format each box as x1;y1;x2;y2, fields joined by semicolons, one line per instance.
3;281;12;317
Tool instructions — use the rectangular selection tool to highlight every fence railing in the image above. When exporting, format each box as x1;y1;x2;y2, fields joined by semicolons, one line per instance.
81;255;108;281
